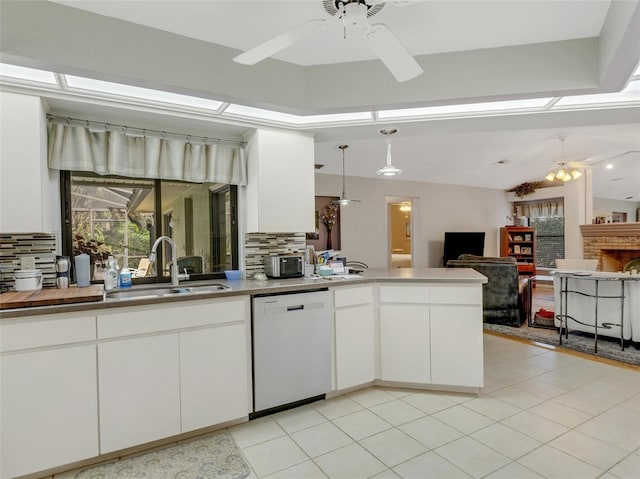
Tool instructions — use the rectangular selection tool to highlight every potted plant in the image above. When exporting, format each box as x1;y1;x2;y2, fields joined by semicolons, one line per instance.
73;234;111;279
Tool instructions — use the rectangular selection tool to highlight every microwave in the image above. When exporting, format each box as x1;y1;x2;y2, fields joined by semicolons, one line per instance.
264;255;304;278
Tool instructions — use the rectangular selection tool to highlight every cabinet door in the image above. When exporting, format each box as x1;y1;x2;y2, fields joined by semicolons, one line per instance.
180;323;249;432
430;305;483;387
98;334;181;453
1;345;99;479
379;304;430;383
245;129;314;232
335;303;376;390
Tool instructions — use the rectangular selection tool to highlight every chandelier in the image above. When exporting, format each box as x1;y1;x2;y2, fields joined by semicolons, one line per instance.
545;137;583;182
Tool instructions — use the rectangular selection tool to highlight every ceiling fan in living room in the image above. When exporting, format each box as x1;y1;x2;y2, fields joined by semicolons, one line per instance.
543;136;595;183
233;0;423;82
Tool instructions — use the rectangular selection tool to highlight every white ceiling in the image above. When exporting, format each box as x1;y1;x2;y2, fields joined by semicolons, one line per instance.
50;0;611;66
2;0;639;201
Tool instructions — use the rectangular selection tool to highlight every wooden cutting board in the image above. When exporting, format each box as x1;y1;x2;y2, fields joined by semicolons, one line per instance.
0;285;104;310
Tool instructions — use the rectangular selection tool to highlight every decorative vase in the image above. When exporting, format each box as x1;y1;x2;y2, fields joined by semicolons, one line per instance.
326;227;333;250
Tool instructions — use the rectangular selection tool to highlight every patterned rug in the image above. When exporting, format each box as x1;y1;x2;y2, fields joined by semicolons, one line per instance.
484;322;640;366
75;430;251;479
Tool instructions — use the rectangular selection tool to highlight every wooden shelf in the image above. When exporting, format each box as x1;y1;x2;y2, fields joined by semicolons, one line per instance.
500;226;536;276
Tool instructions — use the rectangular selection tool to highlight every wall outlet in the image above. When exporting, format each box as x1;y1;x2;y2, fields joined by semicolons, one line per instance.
20;256;36;270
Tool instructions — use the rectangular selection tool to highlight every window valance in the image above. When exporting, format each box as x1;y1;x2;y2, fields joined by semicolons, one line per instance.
48;121;247;185
514;199;564;219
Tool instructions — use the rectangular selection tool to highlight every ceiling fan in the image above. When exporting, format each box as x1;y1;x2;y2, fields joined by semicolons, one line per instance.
233;0;423;83
544;137;593;182
332;144;361;206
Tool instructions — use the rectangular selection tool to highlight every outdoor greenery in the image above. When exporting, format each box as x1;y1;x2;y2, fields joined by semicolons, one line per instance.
531;216;564;268
72;210;152;267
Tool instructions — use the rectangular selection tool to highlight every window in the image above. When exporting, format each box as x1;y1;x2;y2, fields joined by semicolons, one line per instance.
61;172;238;283
514;199;564;268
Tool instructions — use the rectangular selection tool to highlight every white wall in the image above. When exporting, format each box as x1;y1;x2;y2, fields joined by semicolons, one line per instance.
0;92;59;242
315;174;511;268
593;197;640;222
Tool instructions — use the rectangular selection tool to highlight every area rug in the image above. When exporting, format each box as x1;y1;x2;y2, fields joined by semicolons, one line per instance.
484;323;640;366
75;430;251;479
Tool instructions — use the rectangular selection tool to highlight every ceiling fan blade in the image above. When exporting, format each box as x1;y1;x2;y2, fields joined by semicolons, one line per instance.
233;19;328;65
364;23;423;82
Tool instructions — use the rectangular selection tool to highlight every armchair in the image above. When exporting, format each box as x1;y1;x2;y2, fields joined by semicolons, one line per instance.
447;254;524;325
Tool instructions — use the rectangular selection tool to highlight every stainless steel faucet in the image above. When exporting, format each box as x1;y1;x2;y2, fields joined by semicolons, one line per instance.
149;236;188;286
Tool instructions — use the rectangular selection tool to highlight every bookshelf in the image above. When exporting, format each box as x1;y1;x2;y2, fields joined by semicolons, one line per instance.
500;226;536;276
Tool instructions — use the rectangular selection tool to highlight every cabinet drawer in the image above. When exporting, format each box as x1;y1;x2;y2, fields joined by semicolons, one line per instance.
429;285;481;305
379;285;429;304
98;298;247;339
1;314;96;352
334;286;373;308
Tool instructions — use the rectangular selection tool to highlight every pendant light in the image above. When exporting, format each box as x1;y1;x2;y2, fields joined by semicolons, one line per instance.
332;144;360;206
545;137;583;182
377;128;402;176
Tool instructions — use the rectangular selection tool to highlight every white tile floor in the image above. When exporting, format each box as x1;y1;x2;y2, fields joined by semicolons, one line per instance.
229;334;640;479
51;334;640;479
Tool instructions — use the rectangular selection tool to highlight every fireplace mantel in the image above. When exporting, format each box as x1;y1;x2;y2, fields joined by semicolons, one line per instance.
580;223;640;237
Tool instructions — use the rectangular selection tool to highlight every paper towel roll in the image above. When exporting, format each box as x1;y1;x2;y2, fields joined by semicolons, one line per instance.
75;254;91;287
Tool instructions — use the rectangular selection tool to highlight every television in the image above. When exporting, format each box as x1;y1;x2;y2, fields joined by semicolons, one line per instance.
442;232;485;266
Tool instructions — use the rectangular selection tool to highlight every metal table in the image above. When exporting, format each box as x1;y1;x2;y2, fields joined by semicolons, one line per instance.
553;272;636;353
525;275;554;328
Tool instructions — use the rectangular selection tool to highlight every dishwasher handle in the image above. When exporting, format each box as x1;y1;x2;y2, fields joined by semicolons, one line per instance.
287;305;304;311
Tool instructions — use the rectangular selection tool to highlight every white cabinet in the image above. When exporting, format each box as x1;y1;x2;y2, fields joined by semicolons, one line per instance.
378;283;483;389
97;297;250;453
0;314;98;479
0;91;58;233
333;285;376;390
430;306;483;387
98;334;181;453
379;285;430;384
244;128;315;233
380;304;430;383
180;322;249;432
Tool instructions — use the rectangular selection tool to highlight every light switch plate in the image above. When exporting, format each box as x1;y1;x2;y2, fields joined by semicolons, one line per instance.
20;256;36;270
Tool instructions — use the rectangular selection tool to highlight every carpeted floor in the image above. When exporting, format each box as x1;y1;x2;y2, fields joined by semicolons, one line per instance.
484;283;640;366
74;430;251;479
483;322;640;366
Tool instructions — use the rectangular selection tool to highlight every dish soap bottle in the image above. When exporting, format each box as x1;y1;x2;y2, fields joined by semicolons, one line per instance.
119;267;132;288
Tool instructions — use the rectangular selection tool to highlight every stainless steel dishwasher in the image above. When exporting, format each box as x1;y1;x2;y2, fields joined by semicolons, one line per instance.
251;289;332;418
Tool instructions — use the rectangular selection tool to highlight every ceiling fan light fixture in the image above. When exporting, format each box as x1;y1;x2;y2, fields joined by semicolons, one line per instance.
571;169;583;180
545;171;556;182
377;128;402;176
555;168;567;180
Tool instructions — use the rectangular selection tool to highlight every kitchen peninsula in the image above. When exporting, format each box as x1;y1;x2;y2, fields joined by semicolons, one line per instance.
0;268;486;479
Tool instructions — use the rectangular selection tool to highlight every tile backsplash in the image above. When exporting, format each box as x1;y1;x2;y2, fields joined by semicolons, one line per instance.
244;233;306;276
0;233;57;291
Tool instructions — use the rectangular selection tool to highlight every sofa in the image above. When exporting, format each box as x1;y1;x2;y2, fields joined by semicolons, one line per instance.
447;254;523;325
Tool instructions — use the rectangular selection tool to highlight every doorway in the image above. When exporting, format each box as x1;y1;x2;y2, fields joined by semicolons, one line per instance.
388;198;413;268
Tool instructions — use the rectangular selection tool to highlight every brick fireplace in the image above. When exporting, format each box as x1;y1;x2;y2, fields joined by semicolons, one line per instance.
580;223;640;272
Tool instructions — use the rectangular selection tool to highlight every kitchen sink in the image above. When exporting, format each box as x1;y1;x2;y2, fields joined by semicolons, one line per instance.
106;283;230;301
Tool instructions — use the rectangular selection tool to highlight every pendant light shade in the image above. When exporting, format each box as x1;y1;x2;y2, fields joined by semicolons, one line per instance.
377;128;402;176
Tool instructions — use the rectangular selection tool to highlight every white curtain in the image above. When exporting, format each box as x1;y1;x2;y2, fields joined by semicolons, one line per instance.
514;200;564;219
48;123;247;185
